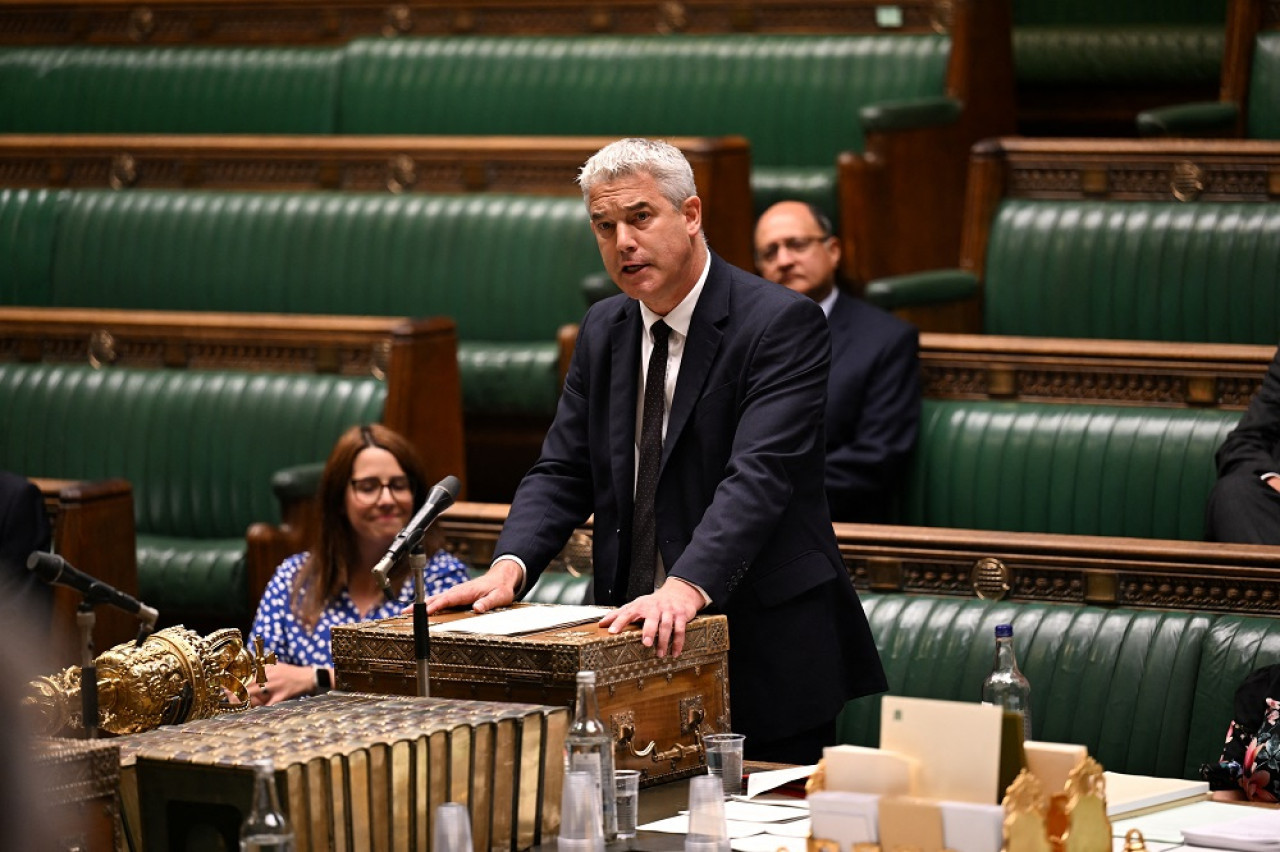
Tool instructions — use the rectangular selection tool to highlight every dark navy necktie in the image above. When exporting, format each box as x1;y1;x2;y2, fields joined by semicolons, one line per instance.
627;319;669;600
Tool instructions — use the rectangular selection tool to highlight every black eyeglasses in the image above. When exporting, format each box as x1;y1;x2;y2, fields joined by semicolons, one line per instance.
756;234;831;264
349;476;412;504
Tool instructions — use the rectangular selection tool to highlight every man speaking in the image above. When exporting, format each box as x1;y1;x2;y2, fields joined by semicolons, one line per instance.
427;138;886;763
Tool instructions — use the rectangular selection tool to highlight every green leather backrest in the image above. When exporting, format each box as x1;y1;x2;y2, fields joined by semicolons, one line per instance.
984;200;1280;343
0;363;385;538
1248;33;1280;140
0;188;66;304
899;401;1239;540
337;35;950;167
0;46;340;133
43;189;598;344
840;594;1213;778
1184;614;1280;779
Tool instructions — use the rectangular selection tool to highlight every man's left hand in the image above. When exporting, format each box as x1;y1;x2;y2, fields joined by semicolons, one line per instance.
598;578;704;658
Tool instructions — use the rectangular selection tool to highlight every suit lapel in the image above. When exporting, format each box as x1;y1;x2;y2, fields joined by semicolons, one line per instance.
609;300;642;517
663;253;729;471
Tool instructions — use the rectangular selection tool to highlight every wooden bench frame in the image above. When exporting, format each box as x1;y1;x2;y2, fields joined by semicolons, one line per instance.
31;476;139;667
0;133;754;270
2;307;465;620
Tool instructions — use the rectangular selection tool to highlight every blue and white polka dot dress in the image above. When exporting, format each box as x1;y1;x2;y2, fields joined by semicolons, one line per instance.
250;549;470;667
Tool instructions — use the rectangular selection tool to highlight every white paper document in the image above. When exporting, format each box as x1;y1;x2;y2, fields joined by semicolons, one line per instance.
1181;808;1280;851
1103;771;1209;817
743;764;816;799
430;605;613;635
1111;801;1260;845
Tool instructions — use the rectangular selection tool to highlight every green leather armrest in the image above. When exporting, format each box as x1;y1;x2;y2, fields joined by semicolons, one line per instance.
859;96;962;133
864;269;978;310
270;461;325;502
1136;101;1239;137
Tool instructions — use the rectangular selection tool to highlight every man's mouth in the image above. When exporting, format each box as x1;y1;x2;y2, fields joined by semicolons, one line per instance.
621;262;648;275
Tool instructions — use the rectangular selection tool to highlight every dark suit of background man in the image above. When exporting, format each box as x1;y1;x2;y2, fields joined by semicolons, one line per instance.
754;201;920;523
1206;345;1280;544
0;470;53;628
428;138;887;763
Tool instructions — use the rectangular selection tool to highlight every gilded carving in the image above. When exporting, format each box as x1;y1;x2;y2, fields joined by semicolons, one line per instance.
24;627;254;737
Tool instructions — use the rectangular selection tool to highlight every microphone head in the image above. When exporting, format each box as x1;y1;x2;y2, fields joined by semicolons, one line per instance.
26;551;64;580
431;475;461;508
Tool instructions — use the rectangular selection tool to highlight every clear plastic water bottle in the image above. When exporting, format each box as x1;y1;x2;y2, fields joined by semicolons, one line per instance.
981;623;1033;740
566;670;618;841
240;758;296;852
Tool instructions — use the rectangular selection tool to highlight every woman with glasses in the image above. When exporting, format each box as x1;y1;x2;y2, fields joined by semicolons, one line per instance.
248;423;469;705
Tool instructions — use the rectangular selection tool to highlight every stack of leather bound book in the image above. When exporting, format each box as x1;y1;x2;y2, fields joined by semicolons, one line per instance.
115;692;568;851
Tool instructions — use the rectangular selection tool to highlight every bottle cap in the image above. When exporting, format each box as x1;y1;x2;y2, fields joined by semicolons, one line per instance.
577;670;596;685
994;624;1013;638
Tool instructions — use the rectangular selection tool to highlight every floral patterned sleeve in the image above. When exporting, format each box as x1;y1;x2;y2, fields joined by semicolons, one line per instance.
1201;664;1280;803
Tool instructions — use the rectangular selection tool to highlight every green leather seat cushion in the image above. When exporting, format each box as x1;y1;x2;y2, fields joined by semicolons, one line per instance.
840;594;1213;778
0;363;387;627
137;535;250;627
898;400;1239;540
983;200;1280;344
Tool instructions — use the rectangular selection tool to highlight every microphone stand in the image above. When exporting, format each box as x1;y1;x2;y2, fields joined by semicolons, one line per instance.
75;593;105;739
409;545;430;697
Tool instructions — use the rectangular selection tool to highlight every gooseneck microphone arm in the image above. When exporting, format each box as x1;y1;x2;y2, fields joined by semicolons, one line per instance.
370;475;460;589
27;552;160;642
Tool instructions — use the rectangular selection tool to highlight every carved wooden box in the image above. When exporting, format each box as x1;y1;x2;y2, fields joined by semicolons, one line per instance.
332;605;731;786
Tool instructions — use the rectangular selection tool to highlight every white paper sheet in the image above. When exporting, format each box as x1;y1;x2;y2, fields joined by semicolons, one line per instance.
1111;801;1259;844
1181;808;1280;851
430;605;614;635
722;802;809;823
742;764;817;799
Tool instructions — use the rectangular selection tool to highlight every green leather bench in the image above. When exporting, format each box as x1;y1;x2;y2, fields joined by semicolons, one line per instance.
1;187;601;421
868;138;1280;342
440;554;1280;780
896;401;1240;541
840;593;1280;780
0;362;386;632
1139;0;1280;139
1014;0;1226;134
0;34;953;221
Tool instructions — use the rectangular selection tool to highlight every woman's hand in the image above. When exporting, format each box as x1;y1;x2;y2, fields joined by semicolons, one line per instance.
249;662;324;707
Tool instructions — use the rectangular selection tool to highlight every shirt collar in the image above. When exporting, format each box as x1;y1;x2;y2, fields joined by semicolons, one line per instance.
817;286;838;318
638;249;710;338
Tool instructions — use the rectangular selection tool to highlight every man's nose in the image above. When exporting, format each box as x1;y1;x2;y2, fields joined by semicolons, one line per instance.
614;222;639;251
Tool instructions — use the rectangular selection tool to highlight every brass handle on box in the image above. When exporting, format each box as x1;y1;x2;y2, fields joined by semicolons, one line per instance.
615;707;706;765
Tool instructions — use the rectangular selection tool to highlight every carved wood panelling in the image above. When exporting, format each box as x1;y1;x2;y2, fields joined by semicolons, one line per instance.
0;0;955;43
1006;160;1279;203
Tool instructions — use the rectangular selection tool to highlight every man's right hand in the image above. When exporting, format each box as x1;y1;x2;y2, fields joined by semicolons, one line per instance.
424;558;523;615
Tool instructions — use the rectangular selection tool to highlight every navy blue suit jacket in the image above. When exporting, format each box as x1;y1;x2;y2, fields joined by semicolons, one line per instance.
495;253;887;743
823;293;920;522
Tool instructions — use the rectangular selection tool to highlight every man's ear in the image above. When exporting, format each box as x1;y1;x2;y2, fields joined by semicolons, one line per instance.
682;195;703;237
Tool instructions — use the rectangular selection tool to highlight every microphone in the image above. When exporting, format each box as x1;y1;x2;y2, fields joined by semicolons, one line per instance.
27;552;160;636
371;475;460;589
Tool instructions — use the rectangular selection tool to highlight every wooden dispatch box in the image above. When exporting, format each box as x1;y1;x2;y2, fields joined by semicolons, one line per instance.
332;604;731;787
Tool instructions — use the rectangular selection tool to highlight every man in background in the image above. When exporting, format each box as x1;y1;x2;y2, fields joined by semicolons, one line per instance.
1206;346;1280;544
754;201;920;522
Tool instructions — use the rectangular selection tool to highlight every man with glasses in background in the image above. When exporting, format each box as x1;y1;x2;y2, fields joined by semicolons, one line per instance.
754;201;921;523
